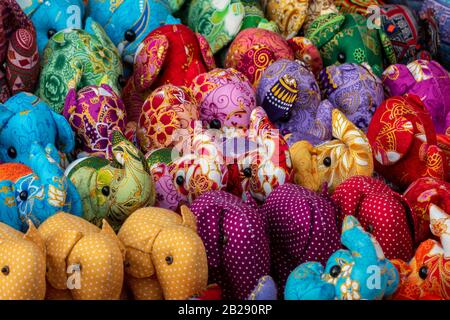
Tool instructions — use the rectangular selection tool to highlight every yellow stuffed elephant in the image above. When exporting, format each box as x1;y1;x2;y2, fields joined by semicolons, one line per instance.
0;220;46;300
38;213;125;300
118;206;208;300
290;109;373;192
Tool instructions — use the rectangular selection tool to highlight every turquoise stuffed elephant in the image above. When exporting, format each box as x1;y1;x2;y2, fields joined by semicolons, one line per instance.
0;142;82;232
285;215;399;300
0;92;74;168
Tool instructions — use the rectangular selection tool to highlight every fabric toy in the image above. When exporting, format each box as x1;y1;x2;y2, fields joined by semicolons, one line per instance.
37;19;123;113
190;68;257;129
0;0;39;103
367;94;448;190
287;37;324;77
247;276;278;300
189;190;271;300
240;0;278;31
0;220;46;300
117;206;208;300
66;130;155;231
259;183;341;290
403;177;450;245
63;84;127;160
334;0;384;14
386;0;424;12
305;12;396;77
0;92;74;168
319;63;384;132
285;215;399;300
332;175;415;260
303;0;339;31
122;24;216;122
290;109;374;193
264;0;308;37
382;59;450;135
0;142;82;232
187;0;245;54
136;84;199;153
38;212;125;300
391;204;450;300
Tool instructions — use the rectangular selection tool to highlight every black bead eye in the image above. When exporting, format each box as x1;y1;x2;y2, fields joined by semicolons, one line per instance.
1;266;9;276
101;186;110;197
366;224;374;233
118;75;127;88
19;190;28;201
329;265;341;278
419;266;428;280
176;176;184;186
243;167;252;178
279;112;291;122
47;28;57;39
209;119;222;129
219;234;228;244
165;255;173;265
7;146;16;159
124;30;136;42
124;261;130;268
337;52;346;63
323;157;331;167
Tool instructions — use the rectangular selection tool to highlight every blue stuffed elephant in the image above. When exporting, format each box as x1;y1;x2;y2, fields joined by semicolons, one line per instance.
0;142;82;232
285;215;399;300
0;92;74;167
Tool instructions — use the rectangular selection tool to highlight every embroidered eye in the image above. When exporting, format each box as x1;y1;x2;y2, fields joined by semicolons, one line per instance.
419;266;428;280
209;119;221;129
329;265;341;278
101;186;110;197
243;167;252;178
124;30;136;42
47;28;57;38
165;255;173;265
7;146;17;159
19;190;28;201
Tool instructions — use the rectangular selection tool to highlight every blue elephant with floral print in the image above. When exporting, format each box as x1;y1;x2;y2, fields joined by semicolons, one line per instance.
0;142;82;232
0;92;74;167
285;215;399;300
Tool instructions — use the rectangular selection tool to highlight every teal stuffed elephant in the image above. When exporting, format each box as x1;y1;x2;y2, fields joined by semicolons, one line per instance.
285;215;399;300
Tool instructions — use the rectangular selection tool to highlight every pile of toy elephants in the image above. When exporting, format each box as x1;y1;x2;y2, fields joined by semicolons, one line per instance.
1;0;450;300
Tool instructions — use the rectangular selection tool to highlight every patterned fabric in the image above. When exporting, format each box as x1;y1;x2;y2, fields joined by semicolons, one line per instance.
240;0;279;31
287;37;323;76
0;0;39;103
265;0;308;37
190;191;271;300
225;28;294;87
303;0;339;30
38;212;125;300
122;24;215;122
259;183;341;291
290;109;374;193
63;84;127;160
37;20;123;113
367;94;448;190
382;59;450;135
335;0;384;14
187;0;245;54
319;63;384;132
117;206;208;300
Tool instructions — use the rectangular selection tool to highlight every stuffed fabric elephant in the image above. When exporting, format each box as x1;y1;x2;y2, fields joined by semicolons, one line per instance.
122;24;215;121
260;183;341;290
0;0;39;103
334;0;383;14
332;176;415;260
367;94;448;190
0;142;82;232
38;212;125;300
240;0;278;31
117;206;208;300
0;92;74;167
37;19;123;113
303;0;339;31
391;204;450;300
264;0;308;37
290;109;374;193
63;84;127;160
189;190;271;300
305;12;396;76
0;220;46;300
382;59;450;135
285;215;399;300
66;130;155;230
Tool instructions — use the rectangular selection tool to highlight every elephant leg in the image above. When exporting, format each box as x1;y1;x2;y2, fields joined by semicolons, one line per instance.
127;275;164;300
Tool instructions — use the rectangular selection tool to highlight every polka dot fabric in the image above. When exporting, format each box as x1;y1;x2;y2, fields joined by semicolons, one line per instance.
259;183;341;290
332;176;415;261
189;190;271;300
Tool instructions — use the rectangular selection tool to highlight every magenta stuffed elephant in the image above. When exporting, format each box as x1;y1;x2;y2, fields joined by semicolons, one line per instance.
189;190;271;300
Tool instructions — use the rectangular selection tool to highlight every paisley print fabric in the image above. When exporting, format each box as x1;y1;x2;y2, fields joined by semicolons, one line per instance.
335;0;384;14
265;0;308;37
303;0;339;30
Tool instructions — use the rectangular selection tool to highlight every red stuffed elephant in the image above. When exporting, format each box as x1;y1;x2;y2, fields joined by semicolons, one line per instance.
0;0;39;103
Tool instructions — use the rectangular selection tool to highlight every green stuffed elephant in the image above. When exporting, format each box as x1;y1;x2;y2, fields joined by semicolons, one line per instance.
305;12;396;76
65;130;155;231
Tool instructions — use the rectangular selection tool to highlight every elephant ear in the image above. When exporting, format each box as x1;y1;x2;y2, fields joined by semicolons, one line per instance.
0;105;14;131
45;230;83;290
24;220;46;256
287;37;323;76
101;219;126;260
290;140;321;192
305;13;345;49
50;110;75;153
195;32;216;71
429;204;450;257
180;205;197;233
382;63;416;97
84;18;116;50
0;179;22;231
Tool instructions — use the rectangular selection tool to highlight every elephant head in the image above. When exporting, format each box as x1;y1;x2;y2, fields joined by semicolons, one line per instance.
0;142;82;232
190;190;271;300
265;0;308;37
0;0;39;103
117;206;208;300
290;109;374;192
38;212;125;300
0;219;46;300
285;215;399;300
66;130;155;230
